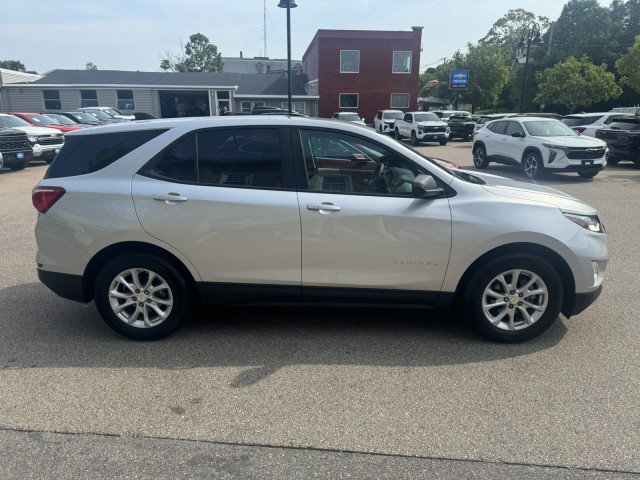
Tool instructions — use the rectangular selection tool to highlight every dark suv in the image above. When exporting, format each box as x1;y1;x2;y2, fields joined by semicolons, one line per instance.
595;116;640;165
0;127;33;170
447;114;475;141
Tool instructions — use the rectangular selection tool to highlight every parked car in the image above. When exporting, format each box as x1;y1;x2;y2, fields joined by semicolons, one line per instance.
0;127;33;170
80;109;130;123
447;114;476;141
10;112;85;133
332;112;366;125
77;106;135;120
373;109;404;134
42;112;92;128
0;113;64;163
432;110;472;122
595;115;640;165
562;112;629;137
33;116;607;343
472;116;608;179
393;111;449;145
45;111;106;126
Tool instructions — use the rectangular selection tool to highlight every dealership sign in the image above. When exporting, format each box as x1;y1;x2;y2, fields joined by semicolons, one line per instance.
450;70;469;90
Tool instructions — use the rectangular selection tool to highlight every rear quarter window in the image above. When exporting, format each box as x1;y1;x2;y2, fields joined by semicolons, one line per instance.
45;129;167;178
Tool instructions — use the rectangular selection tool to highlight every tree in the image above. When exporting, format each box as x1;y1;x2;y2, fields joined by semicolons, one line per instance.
547;0;615;65
535;56;621;113
463;43;511;111
160;33;223;72
479;9;550;60
610;0;640;52
85;62;98;70
616;35;640;93
0;60;26;71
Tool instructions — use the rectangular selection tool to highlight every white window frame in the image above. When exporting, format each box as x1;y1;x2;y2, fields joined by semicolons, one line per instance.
339;93;359;109
340;50;360;73
390;93;410;109
241;101;253;113
392;51;412;74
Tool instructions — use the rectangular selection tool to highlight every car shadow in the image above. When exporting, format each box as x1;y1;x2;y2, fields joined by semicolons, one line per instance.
0;283;567;387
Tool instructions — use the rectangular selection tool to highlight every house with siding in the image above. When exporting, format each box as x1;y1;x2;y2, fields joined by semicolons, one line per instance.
0;69;317;118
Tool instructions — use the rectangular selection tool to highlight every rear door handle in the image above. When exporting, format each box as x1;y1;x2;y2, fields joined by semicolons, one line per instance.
307;202;342;212
152;193;188;203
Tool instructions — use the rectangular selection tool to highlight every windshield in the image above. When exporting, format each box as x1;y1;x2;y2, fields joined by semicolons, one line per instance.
47;114;76;125
383;111;404;120
0;115;30;128
523;120;577;137
413;113;440;122
339;113;361;122
87;110;113;120
27;114;59;126
72;112;101;123
102;108;121;117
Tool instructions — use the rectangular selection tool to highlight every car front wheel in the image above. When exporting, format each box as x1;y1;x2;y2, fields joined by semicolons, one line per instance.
472;145;488;168
465;254;563;342
522;151;545;179
94;254;189;340
411;131;420;146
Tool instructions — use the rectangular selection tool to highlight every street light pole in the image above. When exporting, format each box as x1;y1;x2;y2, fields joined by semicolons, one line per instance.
277;0;297;114
516;23;543;114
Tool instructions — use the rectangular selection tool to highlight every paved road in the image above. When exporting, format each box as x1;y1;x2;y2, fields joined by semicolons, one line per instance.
1;151;639;479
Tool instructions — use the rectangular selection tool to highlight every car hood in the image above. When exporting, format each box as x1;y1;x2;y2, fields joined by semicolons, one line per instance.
11;125;63;136
470;171;596;214
535;135;607;148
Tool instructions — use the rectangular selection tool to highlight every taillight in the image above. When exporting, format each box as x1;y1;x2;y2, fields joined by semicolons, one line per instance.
32;186;65;213
573;127;586;134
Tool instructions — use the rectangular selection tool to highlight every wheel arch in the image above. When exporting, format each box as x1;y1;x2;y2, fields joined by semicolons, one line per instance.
82;241;203;304
521;146;543;162
451;242;576;318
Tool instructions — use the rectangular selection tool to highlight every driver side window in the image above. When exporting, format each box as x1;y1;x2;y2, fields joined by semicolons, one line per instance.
300;129;423;196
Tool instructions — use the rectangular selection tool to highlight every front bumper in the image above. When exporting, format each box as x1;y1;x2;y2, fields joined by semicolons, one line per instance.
32;143;63;158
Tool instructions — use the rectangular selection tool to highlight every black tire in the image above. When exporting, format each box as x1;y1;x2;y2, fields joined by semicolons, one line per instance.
607;155;620;165
94;253;189;340
439;139;448;146
472;144;489;168
411;131;420;146
8;161;27;171
394;129;402;141
522;150;545;179
578;171;598;179
465;254;563;343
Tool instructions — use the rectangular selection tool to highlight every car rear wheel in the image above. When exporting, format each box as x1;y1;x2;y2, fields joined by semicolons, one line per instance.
94;254;189;340
465;254;563;342
472;145;489;168
439;139;448;146
522;151;544;179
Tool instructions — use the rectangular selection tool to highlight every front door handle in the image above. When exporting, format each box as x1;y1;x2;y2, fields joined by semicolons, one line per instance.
152;193;188;203
307;202;342;212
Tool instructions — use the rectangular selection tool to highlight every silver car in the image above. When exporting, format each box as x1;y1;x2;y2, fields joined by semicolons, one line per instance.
33;116;607;342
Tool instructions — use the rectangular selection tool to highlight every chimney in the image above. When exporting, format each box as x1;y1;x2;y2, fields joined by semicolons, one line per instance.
240;51;243;59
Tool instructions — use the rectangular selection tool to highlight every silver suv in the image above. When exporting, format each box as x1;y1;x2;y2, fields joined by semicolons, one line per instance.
472;116;608;179
33;116;607;342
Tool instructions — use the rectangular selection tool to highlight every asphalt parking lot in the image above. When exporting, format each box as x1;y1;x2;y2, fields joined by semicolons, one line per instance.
1;148;639;479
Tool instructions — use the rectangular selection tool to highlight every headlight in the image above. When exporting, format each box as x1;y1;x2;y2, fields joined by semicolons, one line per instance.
563;212;605;233
543;143;570;152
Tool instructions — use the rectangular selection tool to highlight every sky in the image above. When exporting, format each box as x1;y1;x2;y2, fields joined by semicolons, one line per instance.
2;0;614;74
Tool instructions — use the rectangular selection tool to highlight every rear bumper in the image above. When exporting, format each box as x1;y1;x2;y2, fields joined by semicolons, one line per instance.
38;269;89;303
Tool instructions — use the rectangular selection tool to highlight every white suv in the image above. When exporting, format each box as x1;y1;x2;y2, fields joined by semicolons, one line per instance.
561;112;628;137
373;109;404;133
33;116;607;342
472;116;608;179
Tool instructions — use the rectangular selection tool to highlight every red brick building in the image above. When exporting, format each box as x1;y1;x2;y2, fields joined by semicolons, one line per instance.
302;27;423;124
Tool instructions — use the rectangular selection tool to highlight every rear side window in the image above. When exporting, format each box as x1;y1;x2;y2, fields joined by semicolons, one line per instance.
562;116;600;127
45;129;167;178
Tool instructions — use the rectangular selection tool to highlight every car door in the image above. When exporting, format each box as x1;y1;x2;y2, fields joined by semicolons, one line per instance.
132;126;302;303
294;127;452;305
503;120;527;162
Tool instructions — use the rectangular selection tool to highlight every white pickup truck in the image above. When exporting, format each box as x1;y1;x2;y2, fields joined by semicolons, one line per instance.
393;111;450;146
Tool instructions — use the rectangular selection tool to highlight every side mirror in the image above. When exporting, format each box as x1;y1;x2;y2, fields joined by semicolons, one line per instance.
412;174;444;198
511;131;524;138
